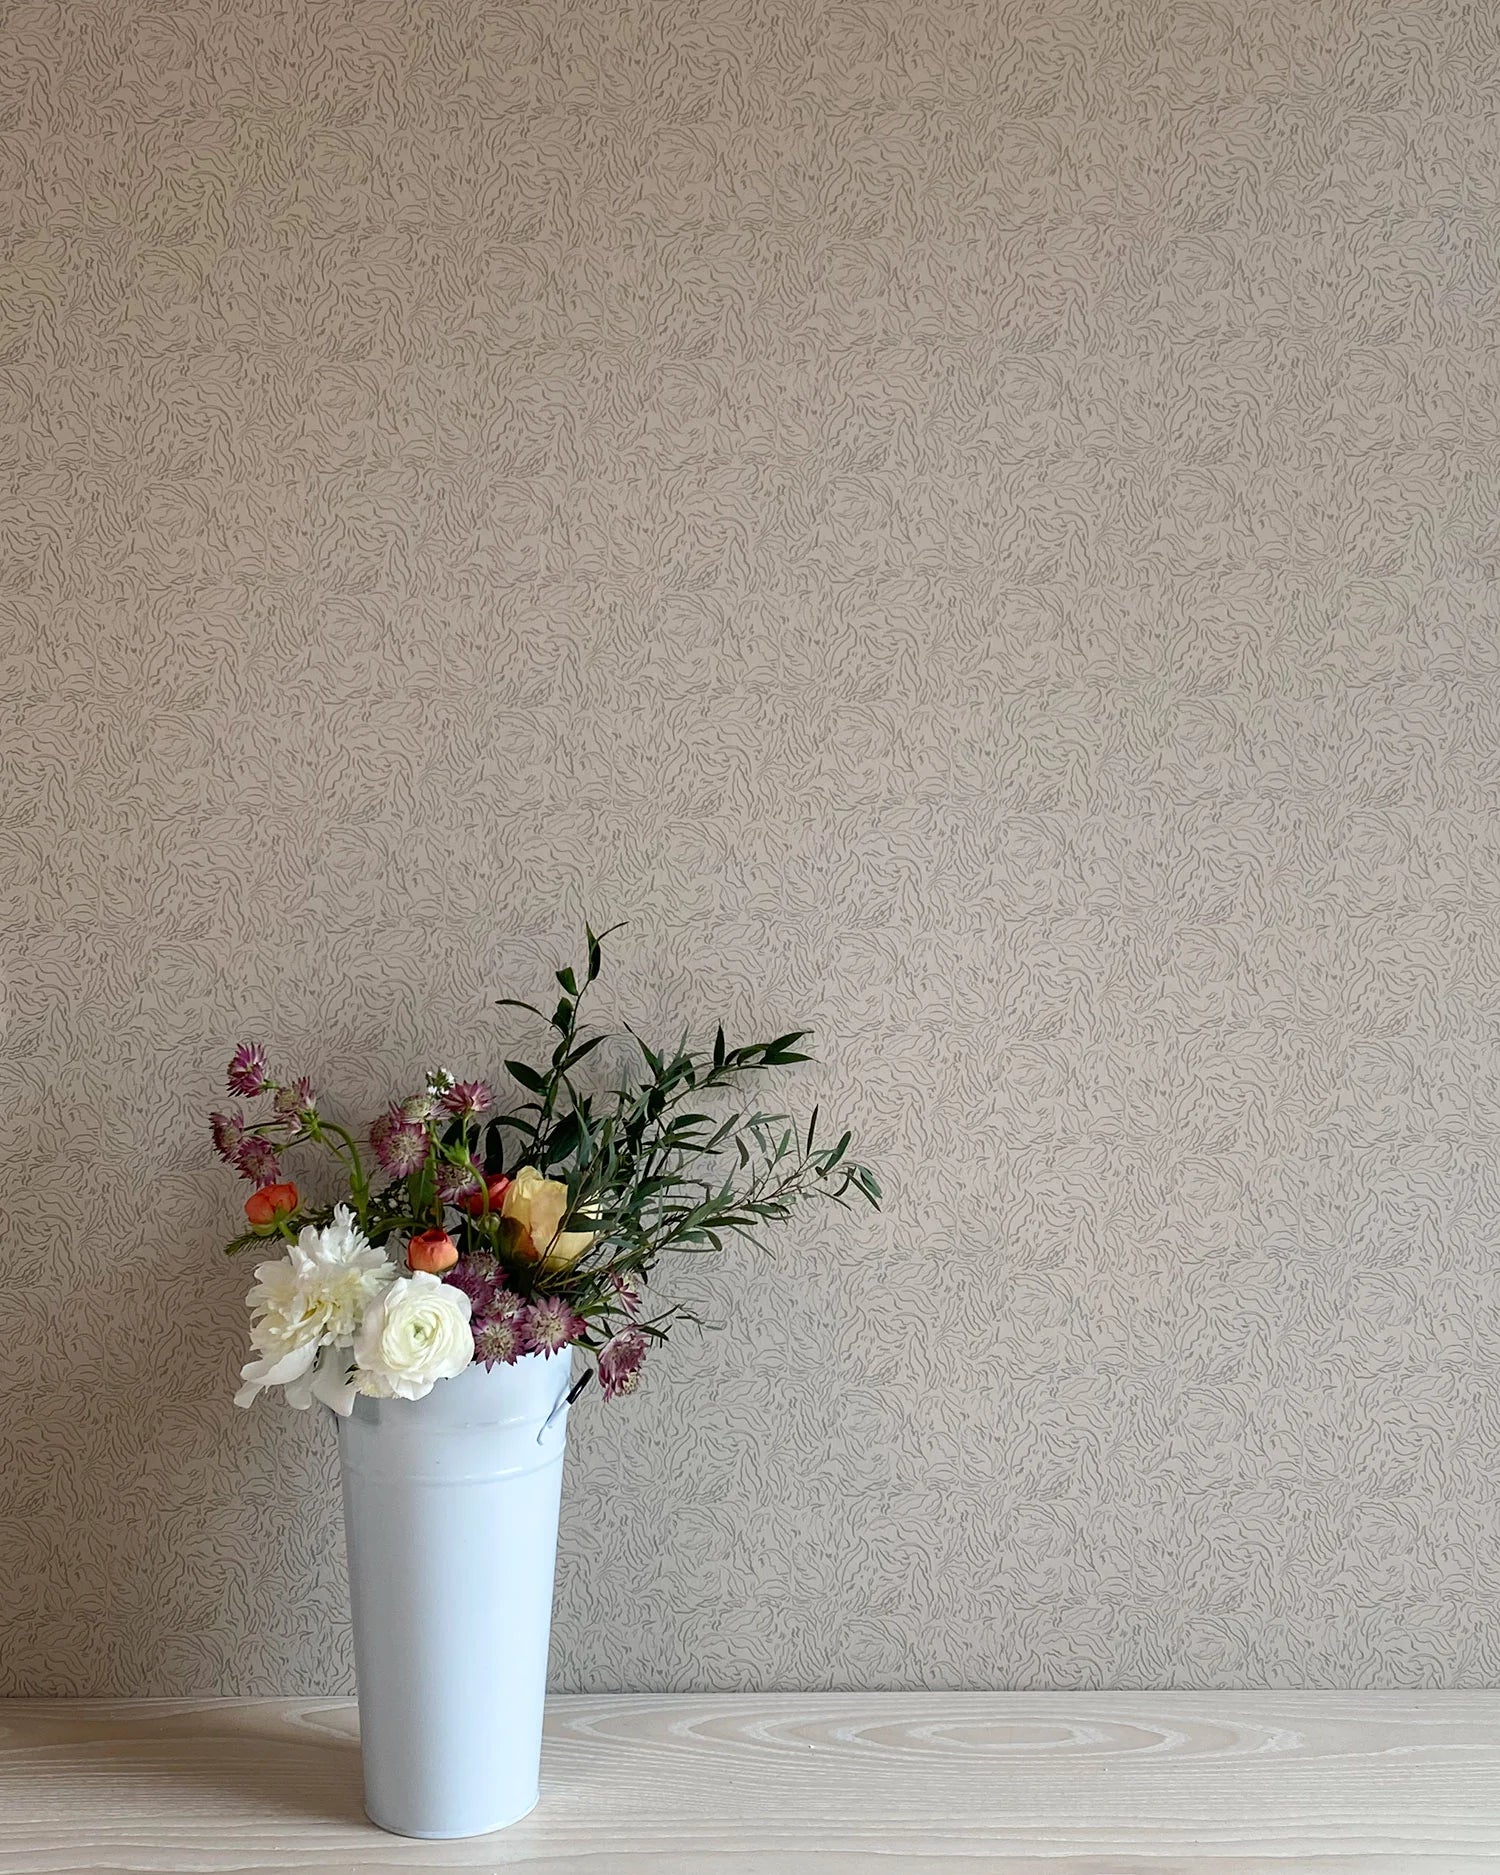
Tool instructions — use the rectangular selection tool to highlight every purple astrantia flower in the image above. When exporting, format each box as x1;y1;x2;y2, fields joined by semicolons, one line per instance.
472;1309;529;1369
227;1043;269;1098
210;1109;246;1163
439;1080;492;1119
474;1297;532;1372
443;1253;504;1312
435;1160;481;1207
609;1273;642;1316
400;1090;438;1126
520;1296;585;1355
598;1326;649;1400
460;1275;529;1368
370;1107;428;1178
234;1135;281;1186
272;1077;315;1124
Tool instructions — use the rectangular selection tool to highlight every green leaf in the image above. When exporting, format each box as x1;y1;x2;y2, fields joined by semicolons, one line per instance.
560;1033;609;1072
586;920;625;983
505;1059;548;1094
556;966;578;996
545;1109;581;1162
706;1112;742;1148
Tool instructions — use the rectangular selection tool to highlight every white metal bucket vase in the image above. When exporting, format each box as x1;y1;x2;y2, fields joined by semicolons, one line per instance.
336;1350;573;1838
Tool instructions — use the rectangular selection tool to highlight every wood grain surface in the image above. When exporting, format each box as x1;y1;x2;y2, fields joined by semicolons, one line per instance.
2;1693;1498;1874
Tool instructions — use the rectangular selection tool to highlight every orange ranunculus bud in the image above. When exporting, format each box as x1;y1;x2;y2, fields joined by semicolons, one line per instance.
244;1181;299;1230
458;1173;512;1218
408;1228;459;1274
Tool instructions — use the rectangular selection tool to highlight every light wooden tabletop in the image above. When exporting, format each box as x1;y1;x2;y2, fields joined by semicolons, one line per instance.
2;1692;1497;1873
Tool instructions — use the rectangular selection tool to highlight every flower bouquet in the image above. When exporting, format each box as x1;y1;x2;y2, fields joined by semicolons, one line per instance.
211;927;878;1837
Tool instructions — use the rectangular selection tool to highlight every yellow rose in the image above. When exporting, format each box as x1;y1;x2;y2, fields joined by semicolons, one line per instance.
501;1166;595;1272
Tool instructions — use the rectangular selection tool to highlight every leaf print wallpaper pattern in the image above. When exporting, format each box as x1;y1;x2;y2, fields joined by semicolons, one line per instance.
3;0;1500;1693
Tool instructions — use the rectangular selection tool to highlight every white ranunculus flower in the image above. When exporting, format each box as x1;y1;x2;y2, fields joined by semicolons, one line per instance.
353;1271;474;1401
235;1206;395;1411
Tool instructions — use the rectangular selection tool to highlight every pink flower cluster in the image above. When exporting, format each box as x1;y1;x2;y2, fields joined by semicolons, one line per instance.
210;1045;317;1186
369;1105;427;1178
440;1081;492;1118
597;1327;649;1399
442;1254;587;1369
226;1043;268;1098
367;1079;494;1179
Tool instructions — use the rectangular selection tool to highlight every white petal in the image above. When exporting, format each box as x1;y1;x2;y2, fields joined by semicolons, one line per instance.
258;1341;319;1386
311;1353;359;1416
280;1364;318;1409
234;1340;317;1408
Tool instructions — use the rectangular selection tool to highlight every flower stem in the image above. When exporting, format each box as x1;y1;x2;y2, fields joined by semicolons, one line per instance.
319;1121;372;1214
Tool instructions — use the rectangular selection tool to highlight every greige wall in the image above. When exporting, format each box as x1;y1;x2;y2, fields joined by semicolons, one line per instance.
4;0;1500;1695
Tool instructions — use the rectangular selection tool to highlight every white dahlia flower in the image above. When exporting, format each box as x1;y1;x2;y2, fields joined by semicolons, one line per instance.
235;1206;395;1413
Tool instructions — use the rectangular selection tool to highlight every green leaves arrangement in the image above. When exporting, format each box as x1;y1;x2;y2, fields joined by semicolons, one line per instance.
481;925;882;1352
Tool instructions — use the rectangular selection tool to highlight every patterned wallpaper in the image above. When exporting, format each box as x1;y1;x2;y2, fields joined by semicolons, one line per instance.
4;0;1500;1695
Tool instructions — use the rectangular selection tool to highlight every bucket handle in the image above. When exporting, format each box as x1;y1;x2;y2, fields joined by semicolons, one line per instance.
537;1367;588;1442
